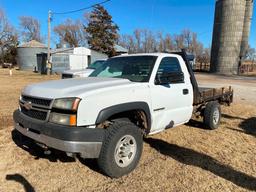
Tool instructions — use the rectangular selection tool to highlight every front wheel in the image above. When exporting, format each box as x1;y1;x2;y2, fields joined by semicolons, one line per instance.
97;121;143;178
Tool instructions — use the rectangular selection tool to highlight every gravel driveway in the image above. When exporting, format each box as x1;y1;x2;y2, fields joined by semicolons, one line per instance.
196;73;256;105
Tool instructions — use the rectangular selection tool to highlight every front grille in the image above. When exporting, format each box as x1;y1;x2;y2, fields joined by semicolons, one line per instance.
20;95;52;121
22;95;52;107
62;74;73;79
21;106;48;121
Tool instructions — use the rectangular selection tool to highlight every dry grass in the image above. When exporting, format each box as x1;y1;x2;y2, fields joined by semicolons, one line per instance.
0;68;255;192
0;68;58;118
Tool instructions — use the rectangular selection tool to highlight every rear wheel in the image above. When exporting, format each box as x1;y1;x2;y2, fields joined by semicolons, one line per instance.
97;121;143;178
203;101;221;130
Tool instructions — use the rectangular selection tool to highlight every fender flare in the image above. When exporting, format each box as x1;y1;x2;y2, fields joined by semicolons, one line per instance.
95;102;151;129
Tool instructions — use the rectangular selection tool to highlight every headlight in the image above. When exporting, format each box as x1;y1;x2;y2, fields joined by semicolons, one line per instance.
49;113;77;126
52;98;81;111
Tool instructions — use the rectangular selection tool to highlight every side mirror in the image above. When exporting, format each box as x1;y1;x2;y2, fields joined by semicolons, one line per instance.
155;72;184;85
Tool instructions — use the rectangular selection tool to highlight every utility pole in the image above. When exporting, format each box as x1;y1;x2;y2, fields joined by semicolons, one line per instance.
47;10;52;75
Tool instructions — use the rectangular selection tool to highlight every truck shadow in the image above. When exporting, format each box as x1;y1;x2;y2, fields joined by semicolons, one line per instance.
186;119;206;130
222;113;245;121
239;117;256;137
145;137;256;191
11;129;75;163
6;173;35;192
78;158;102;173
222;114;256;137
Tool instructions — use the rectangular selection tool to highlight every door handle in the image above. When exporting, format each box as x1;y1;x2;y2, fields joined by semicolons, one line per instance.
183;89;189;95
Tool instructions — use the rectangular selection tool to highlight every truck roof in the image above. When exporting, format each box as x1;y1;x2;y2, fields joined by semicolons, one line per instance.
113;53;181;58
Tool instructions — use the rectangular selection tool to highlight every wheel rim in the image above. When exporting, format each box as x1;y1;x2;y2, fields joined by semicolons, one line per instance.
213;108;220;125
114;135;137;168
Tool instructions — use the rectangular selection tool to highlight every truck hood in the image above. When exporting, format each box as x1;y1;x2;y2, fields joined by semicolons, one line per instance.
22;77;137;99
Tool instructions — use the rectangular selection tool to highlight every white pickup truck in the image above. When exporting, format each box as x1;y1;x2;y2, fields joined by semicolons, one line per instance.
13;50;233;178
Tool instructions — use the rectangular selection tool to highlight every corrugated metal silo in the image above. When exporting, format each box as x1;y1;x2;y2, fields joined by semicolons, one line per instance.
210;0;248;75
240;0;254;57
17;40;47;71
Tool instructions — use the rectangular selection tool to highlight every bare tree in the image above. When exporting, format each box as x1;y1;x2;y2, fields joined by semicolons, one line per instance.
0;9;18;64
119;28;205;57
54;19;86;48
191;33;204;57
173;34;184;50
246;47;256;63
134;29;143;53
142;29;156;53
191;33;197;53
157;32;164;52
19;16;42;42
197;47;211;70
119;34;133;53
127;35;136;53
164;33;174;51
118;34;128;48
182;29;192;51
119;29;157;53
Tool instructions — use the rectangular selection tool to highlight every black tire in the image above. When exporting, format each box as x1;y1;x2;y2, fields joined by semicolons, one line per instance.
203;101;221;130
97;121;143;178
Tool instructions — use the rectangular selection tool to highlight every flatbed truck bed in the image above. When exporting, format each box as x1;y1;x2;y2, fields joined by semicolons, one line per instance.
196;86;233;105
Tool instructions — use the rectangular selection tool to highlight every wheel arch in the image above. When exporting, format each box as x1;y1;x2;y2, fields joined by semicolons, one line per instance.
95;102;151;133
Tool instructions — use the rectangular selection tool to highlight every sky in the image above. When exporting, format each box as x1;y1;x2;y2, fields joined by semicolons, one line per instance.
0;0;255;48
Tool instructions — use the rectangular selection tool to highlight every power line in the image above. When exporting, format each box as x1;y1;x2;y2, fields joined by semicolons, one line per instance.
52;0;111;15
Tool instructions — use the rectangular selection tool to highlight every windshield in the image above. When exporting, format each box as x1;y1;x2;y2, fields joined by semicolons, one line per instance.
87;60;106;69
89;56;157;82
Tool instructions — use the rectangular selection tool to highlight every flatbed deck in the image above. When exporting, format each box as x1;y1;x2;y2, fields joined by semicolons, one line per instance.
195;86;233;105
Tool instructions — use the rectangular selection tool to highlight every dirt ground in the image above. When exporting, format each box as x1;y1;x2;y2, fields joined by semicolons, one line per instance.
0;68;255;192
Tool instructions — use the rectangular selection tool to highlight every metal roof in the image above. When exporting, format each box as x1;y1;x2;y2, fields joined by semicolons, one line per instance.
18;40;47;48
114;44;128;53
50;48;74;54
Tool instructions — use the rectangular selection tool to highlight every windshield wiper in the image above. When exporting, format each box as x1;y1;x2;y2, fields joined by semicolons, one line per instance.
87;67;96;69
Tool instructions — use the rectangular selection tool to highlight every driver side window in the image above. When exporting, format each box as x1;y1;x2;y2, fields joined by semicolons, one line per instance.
155;57;184;85
157;57;182;75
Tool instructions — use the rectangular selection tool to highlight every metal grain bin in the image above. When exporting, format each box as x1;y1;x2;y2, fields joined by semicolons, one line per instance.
210;0;253;75
17;40;47;71
240;0;254;57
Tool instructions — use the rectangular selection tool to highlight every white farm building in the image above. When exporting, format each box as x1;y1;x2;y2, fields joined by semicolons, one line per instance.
50;47;108;73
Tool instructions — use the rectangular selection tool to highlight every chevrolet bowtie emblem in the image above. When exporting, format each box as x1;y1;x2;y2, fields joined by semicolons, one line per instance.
24;101;32;110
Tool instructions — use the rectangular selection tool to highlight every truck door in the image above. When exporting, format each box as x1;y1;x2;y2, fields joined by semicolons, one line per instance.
150;57;193;133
